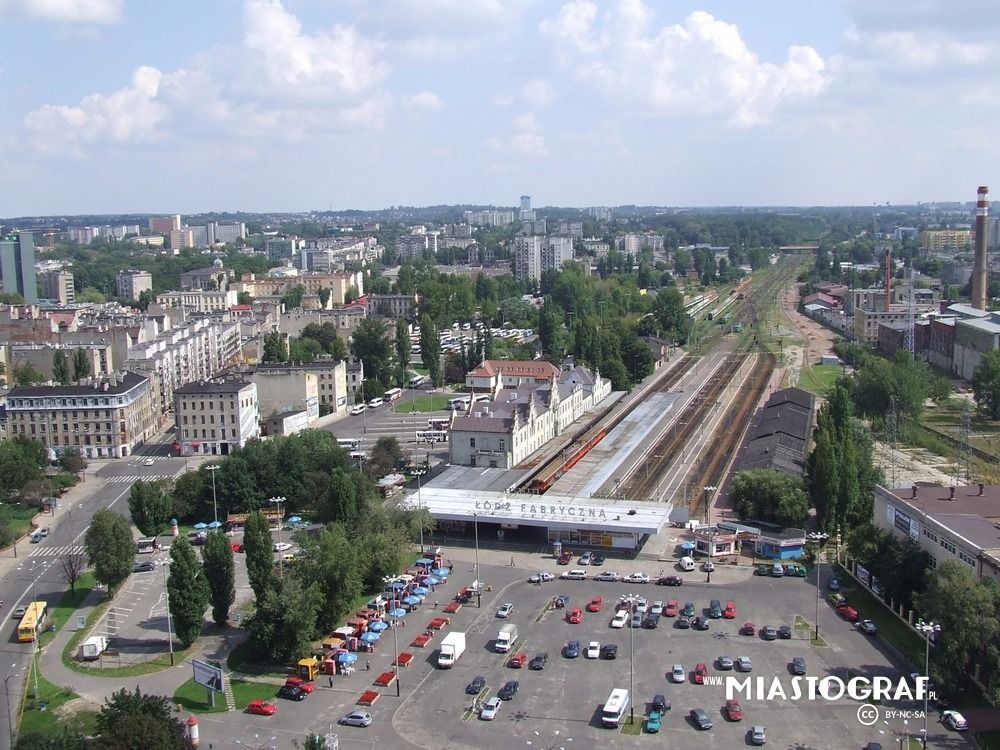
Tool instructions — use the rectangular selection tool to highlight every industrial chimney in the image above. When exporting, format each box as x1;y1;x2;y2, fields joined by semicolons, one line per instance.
972;185;990;310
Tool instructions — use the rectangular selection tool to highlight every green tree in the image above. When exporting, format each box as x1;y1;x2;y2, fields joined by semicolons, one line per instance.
170;471;205;521
262;332;288;363
351;318;393;385
246;575;320;662
128;480;173;537
17;726;88;750
202;530;236;626
77;287;106;303
237;291;253;305
137;289;153;312
244;511;277;600
319;468;362;526
57;446;86;476
52;350;70;384
167;536;209;648
295;735;327;750
537;299;564;359
282;284;306;310
972;349;1000;419
94;687;192;750
84;509;135;592
729;469;809;526
916;561;1000;696
12;362;45;385
292;524;361;633
72;348;91;380
0;436;46;499
369;436;404;477
317;286;331;308
419;314;442;386
395;319;411;385
651;287;691;344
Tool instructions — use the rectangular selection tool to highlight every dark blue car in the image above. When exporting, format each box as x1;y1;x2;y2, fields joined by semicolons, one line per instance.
564;640;580;658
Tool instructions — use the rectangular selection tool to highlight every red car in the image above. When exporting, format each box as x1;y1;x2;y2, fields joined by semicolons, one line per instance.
557;551;572;565
664;600;679;617
567;608;583;624
740;621;756;636
723;601;737;619
246;699;277;716
284;677;314;694
836;604;859;622
509;651;528;668
725;699;743;721
586;597;603;613
694;663;708;684
231;542;244;553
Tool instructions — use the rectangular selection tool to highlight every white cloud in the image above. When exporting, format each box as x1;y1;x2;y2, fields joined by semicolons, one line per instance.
0;0;121;23
489;114;548;158
540;2;828;127
404;91;444;111
514;113;541;132
23;65;169;156
521;79;555;109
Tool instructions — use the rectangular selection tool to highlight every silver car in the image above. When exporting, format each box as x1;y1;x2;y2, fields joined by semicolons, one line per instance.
339;711;373;727
480;697;502;721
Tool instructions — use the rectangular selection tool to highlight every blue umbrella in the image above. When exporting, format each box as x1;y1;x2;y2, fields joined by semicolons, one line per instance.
386;581;406;590
193;522;208;530
680;542;696;551
207;520;223;529
360;631;380;642
432;568;450;577
368;621;388;632
415;557;434;566
388;608;406;618
288;515;302;524
402;595;420;606
336;652;357;664
412;586;430;596
422;576;440;585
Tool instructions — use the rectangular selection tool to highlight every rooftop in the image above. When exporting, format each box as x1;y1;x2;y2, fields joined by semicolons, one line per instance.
175;379;254;395
8;372;146;397
884;483;1000;522
468;359;561;380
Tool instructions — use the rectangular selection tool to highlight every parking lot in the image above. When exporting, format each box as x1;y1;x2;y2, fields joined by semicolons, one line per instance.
376;559;948;750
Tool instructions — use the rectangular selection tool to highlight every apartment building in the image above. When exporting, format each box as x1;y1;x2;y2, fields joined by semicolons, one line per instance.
251;358;347;416
6;372;157;458
920;229;972;252
180;260;234;291
174;379;259;456
117;270;153;301
514;235;573;283
41;270;75;305
156;289;238;313
367;293;419;320
266;238;297;263
231;271;363;307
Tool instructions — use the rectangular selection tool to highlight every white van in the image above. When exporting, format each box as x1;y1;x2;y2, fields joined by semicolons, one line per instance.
678;556;696;572
367;397;384;408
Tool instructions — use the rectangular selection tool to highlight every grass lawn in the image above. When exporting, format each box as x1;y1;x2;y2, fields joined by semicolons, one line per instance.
620;718;642;735
39;571;98;648
18;671;98;741
174;677;275;713
9;503;41;541
393;394;451;413
798;364;842;396
839;583;924;663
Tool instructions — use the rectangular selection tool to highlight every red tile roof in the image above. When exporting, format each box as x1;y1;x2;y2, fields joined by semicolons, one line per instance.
467;360;560;379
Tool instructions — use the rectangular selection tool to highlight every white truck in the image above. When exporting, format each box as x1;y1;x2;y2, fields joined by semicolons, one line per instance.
78;635;108;661
495;623;518;653
437;632;466;668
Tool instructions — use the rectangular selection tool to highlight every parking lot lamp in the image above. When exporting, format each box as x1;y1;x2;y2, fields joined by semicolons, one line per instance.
206;464;220;526
474;512;481;608
808;532;829;640
391;612;401;697
3;664;19;747
269;496;286;577
916;620;940;748
629;593;635;724
161;560;174;666
703;485;717;583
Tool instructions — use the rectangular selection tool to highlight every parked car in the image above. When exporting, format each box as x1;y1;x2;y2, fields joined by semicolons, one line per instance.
600;644;618;659
339;711;372;727
480;696;502;720
708;599;722;618
694;662;708;684
690;708;713;730
466;675;486;694
736;656;753;672
246;700;277;716
585;641;600;659
528;571;555;583
591;553;606;566
567;608;583;624
283;677;314;694
651;694;670;713
791;656;807;675
594;570;620;582
496;602;514;618
564;640;580;658
498;681;519;701
557;551;573;565
579;552;593;566
702;560;715;572
610;610;628;629
646;709;662;733
942;710;968;731
681;602;696;617
277;685;307;701
529;653;548;671
560;569;587;580
724;601;737;619
836;604;860;622
656;575;683;586
670;664;685;683
623;572;649;584
553;595;570;608
643;614;660;629
631;612;643;628
762;625;778;640
693;616;710;631
750;725;767;745
725;699;743;721
509;652;528;668
740;621;756;636
273;542;293;552
717;655;734;670
828;577;841;591
586;597;603;613
778;625;792;639
858;619;878;635
650;601;664;617
665;600;679;617
675;616;691;629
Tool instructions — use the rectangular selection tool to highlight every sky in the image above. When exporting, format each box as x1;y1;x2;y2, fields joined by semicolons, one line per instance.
1;0;999;216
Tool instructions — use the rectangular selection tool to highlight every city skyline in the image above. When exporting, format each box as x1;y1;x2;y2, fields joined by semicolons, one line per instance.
1;0;998;215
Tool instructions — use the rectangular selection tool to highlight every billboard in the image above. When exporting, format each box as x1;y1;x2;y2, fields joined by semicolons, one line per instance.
192;659;224;692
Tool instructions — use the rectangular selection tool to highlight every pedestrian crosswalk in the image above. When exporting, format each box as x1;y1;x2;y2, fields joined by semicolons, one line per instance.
28;544;85;558
105;475;176;484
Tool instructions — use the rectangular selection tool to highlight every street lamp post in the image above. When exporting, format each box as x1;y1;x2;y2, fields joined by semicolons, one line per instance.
206;464;220;526
269;497;286;577
391;611;401;697
628;594;636;725
473;512;481;608
917;620;941;749
809;532;829;641
161;560;174;666
3;664;19;747
703;486;717;583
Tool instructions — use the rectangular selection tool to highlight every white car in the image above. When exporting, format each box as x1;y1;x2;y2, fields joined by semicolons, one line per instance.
942;710;968;731
350;404;366;415
623;572;649;584
594;571;620;582
273;542;293;552
496;603;514;618
702;561;715;572
585;641;600;659
634;601;649;615
143;458;155;466
611;611;628;629
560;569;587;580
671;664;685;683
480;696;502;721
528;572;555;583
650;601;664;616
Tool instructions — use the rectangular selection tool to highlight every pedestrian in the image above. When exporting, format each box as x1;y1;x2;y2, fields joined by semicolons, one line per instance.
329;675;334;688
510;556;515;567
366;660;371;671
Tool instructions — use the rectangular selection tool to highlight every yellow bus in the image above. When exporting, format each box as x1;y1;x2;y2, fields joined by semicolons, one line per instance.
17;601;47;643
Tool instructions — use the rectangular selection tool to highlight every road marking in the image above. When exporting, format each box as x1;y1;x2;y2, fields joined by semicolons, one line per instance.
27;544;86;558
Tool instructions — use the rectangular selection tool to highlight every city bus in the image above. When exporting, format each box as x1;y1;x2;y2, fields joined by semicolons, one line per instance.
408;375;426;389
427;418;449;431
336;438;362;451
18;601;48;643
601;689;629;727
384;388;403;403
447;397;470;411
349;451;368;463
415;430;448;444
136;538;158;554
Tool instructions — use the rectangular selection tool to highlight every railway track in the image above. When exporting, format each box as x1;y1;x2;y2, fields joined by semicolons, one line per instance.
620;353;749;500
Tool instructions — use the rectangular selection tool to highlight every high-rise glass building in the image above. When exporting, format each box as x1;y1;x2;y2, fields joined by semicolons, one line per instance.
0;232;37;303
